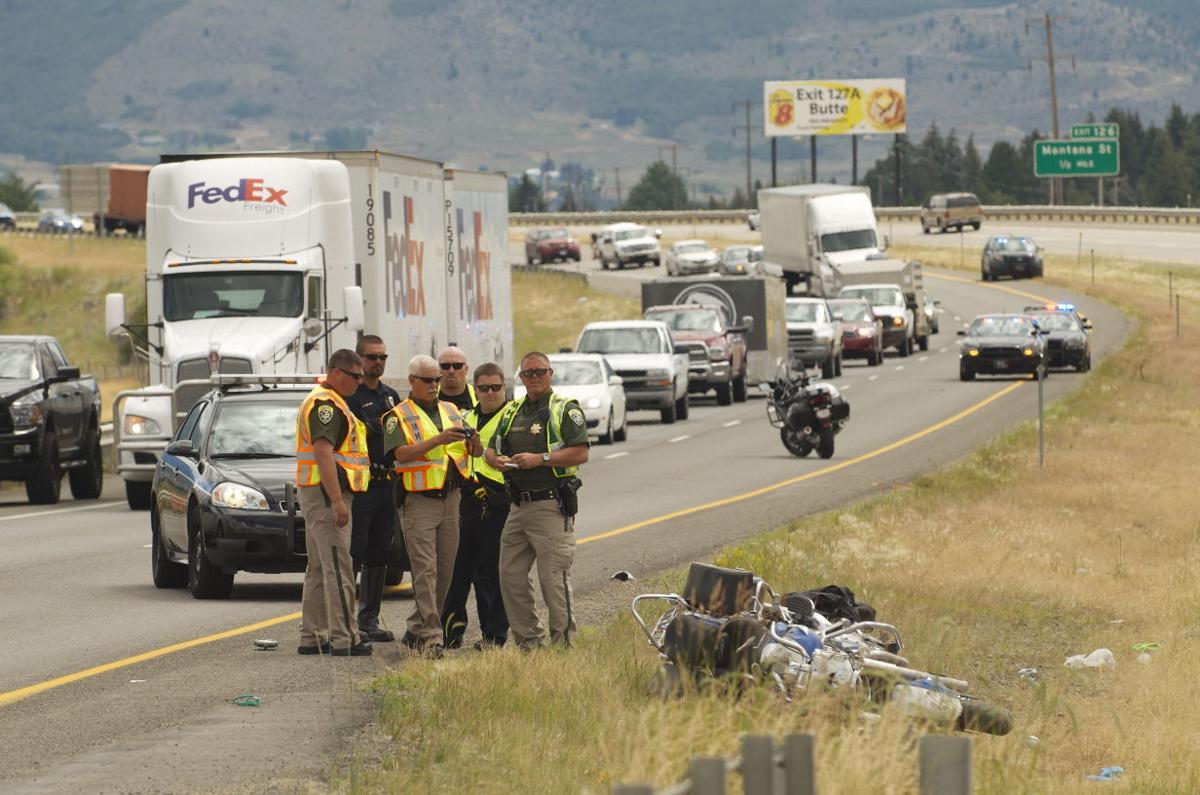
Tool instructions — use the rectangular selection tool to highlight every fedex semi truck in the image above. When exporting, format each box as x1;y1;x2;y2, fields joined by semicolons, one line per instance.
107;151;510;510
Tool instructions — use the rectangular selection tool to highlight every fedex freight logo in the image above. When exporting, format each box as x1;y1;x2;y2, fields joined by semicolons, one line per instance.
456;208;494;322
383;191;426;317
186;179;289;214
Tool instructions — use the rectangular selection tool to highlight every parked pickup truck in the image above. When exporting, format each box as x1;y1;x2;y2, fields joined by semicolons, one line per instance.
575;320;690;423
643;304;750;406
0;336;104;503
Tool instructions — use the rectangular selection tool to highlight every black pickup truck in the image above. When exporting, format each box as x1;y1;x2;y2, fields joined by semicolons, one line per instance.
0;336;104;503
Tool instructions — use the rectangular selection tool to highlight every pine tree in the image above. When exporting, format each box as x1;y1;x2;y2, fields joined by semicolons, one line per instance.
624;161;688;210
508;175;546;212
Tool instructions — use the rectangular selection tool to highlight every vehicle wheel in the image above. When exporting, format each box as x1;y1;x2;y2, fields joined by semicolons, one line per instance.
151;505;187;588
598;417;614;445
614;416;627;442
599;256;609;271
981;270;990;282
125;480;152;511
897;337;911;358
817;427;835;459
732;372;747;403
959;366;975;381
676;392;690;421
25;432;62;505
957;699;1013;736
834;353;843;377
715;381;733;406
780;428;812;457
821;355;835;378
68;422;104;500
922;223;930;234
917;335;929;352
660;390;678;424
188;502;234;599
972;222;981;231
1078;354;1091;373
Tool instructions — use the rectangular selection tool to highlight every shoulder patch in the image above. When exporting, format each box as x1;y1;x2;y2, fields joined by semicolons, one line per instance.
385;414;399;434
317;404;335;425
568;407;585;427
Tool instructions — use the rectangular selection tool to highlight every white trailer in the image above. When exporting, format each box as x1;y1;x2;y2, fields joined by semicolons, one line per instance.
107;151;511;510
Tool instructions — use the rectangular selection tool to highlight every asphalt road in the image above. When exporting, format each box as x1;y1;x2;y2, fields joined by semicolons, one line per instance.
0;258;1129;792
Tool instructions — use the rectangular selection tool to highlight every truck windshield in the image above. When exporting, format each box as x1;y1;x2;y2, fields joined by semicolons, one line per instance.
785;302;826;323
208;399;300;457
841;287;902;307
614;228;647;241
0;344;38;380
821;229;877;253
163;272;304;321
578;328;666;354
551;361;603;386
645;310;721;333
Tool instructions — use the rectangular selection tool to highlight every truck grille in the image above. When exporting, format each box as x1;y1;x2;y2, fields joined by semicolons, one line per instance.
675;342;708;363
787;329;814;356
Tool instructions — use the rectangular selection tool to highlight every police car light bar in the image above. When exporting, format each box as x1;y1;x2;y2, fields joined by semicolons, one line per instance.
210;374;323;387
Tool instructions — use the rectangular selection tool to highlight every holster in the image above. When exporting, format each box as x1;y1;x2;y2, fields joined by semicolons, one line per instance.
554;477;582;517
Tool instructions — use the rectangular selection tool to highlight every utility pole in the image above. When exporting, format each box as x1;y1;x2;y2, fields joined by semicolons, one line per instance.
733;100;755;201
851;135;858;185
1029;13;1074;205
671;144;677;176
771;138;777;187
810;136;817;183
614;168;622;207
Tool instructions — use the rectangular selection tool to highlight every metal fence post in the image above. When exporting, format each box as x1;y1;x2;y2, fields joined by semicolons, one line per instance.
612;786;655;795
1176;294;1181;338
690;757;727;795
919;735;972;795
741;735;775;795
783;734;816;795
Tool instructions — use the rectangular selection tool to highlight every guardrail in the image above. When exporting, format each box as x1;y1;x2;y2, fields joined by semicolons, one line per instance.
511;205;1200;227
612;733;972;795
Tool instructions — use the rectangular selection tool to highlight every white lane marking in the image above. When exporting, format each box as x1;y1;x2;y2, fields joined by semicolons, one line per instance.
722;420;741;427
838;384;850;391
604;451;629;460
894;365;905;371
954;315;962;321
919;356;929;362
868;375;879;381
668;435;690;443
939;347;948;354
141;544;152;549
0;501;125;523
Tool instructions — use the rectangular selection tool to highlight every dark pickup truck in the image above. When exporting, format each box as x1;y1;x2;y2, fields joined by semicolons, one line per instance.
0;336;104;503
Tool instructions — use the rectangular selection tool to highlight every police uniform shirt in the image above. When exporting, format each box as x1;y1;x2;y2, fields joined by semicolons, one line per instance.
308;397;350;490
489;391;588;491
345;381;401;470
439;387;475;412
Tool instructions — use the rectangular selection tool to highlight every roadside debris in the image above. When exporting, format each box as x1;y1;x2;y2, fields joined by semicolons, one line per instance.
1131;641;1160;653
1064;649;1116;669
232;695;261;707
611;570;635;582
129;679;147;684
1137;653;1152;665
1017;667;1040;682
1086;765;1124;782
253;638;279;651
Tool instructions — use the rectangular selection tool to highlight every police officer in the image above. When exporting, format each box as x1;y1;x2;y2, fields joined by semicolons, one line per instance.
485;352;589;650
295;349;372;657
345;334;402;643
441;362;510;650
382;354;482;657
437;345;476;411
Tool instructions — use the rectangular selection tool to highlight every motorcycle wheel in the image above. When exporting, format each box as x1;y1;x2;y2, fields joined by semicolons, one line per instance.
817;427;835;459
780;427;812;457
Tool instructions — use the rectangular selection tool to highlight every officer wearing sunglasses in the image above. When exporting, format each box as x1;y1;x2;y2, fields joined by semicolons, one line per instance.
437;345;476;411
484;351;589;650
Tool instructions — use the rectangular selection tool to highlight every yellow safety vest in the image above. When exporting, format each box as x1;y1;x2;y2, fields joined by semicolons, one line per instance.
389;399;472;492
495;392;580;478
465;403;507;485
295;385;370;492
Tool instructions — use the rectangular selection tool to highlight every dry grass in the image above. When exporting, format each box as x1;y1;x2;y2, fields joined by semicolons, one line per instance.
358;242;1200;793
512;269;641;356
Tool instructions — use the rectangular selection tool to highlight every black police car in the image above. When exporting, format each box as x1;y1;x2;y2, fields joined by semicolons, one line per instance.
150;377;406;599
1024;306;1092;371
981;236;1043;281
957;314;1048;381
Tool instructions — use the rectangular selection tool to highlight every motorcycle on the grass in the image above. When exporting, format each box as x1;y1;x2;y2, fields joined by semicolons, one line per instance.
761;370;849;459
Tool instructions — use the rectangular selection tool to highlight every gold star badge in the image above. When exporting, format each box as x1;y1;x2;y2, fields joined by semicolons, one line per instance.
529;422;543;435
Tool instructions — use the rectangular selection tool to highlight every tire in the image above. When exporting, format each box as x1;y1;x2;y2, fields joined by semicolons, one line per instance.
922;223;930;234
817;427;835;459
917;335;929;352
151;505;187;588
188;502;234;599
1078;354;1091;373
660;391;678;424
780;428;812;457
957;699;1013;736
68;422;104;500
598;416;614;445
25;432;62;505
599;256;609;271
897;337;911;357
732;372;747;403
125;480;152;511
868;348;882;366
834;353;843;377
676;392;689;421
959;366;975;382
821;355;835;378
614;417;627;442
982;270;990;282
972;222;981;231
715;381;733;406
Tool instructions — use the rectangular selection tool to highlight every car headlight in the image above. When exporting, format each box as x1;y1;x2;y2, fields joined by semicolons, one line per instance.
856;327;875;338
10;396;44;430
212;481;270;511
586;397;602;409
892;316;905;327
709;345;728;361
966;349;980;357
814;330;833;342
646;369;670;378
123;414;163;436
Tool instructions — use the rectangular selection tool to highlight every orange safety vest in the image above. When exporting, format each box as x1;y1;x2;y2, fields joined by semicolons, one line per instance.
388;399;472;492
295;385;370;492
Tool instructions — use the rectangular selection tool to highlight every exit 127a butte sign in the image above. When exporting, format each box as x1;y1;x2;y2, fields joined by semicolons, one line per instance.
1034;139;1120;177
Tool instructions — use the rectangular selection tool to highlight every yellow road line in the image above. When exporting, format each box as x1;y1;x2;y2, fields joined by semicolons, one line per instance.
0;364;1030;708
930;271;1054;304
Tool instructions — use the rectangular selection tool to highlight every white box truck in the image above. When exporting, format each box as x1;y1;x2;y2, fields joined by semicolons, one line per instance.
757;184;884;296
107;151;510;510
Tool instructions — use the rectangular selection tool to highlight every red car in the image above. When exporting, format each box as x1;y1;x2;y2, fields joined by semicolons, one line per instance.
524;227;580;264
827;298;884;367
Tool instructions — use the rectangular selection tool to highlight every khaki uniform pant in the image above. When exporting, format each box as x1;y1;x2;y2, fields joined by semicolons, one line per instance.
400;489;461;645
499;500;576;649
299;486;358;648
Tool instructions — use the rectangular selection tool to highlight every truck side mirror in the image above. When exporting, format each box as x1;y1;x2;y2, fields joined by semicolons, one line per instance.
49;366;81;384
654;229;663;239
741;315;755;333
343;285;365;333
105;293;127;339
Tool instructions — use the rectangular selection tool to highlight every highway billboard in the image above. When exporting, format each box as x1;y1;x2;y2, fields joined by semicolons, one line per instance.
764;79;907;137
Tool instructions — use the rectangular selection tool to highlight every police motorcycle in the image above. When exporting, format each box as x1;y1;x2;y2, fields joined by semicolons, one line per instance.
631;563;1013;736
760;367;849;460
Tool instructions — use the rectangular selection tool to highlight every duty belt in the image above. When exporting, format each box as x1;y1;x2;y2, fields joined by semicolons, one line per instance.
369;463;396;481
508;485;557;505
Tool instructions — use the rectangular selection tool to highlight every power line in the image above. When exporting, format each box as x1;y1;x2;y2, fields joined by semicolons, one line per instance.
732;100;756;201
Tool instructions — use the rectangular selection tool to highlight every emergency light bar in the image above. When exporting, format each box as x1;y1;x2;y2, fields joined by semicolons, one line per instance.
209;374;323;387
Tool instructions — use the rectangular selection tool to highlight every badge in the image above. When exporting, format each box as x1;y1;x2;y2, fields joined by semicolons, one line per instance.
568;408;585;427
317;405;335;425
385;415;398;434
529;422;543;435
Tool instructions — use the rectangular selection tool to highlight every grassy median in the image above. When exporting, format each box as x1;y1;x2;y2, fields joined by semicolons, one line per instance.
358;245;1200;793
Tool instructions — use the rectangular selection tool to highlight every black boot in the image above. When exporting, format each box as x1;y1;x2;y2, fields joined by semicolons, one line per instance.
358;566;395;642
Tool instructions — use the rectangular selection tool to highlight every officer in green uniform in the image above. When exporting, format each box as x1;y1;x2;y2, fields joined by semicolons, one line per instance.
485;352;589;649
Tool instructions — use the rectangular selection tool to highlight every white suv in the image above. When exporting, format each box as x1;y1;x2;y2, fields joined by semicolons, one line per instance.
597;222;661;270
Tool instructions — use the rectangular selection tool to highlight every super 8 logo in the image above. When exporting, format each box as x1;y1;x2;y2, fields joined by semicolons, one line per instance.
187;178;288;209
